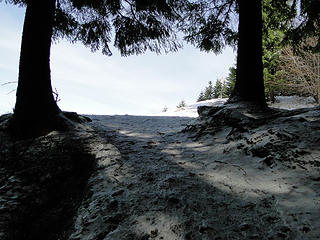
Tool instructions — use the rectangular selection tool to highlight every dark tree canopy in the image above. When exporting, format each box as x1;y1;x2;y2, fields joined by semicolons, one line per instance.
180;0;319;54
287;0;320;51
179;0;238;54
4;0;183;56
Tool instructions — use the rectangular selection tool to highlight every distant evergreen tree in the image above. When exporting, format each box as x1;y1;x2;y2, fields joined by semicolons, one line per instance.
177;100;186;109
197;91;205;102
162;106;168;112
213;75;235;99
203;81;214;100
197;81;215;102
198;79;236;101
224;66;236;97
213;80;222;98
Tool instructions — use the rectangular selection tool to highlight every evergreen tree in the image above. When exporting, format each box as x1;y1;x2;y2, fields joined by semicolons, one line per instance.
197;81;214;102
203;81;214;100
233;0;265;104
4;0;183;137
180;0;265;105
177;100;186;109
286;0;320;51
212;76;234;98
197;91;205;102
224;66;236;97
181;0;319;107
262;0;292;103
197;78;235;101
213;79;222;98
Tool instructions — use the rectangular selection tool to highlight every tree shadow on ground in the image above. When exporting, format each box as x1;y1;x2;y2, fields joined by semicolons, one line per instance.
1;111;319;239
67;114;320;240
0;120;96;240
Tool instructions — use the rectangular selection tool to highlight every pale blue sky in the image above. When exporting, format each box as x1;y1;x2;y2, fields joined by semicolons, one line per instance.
0;3;236;115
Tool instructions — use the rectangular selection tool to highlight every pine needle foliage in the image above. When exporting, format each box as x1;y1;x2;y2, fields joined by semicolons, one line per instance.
3;0;184;56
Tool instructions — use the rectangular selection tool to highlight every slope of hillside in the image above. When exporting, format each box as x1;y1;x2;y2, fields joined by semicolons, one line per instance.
0;97;319;240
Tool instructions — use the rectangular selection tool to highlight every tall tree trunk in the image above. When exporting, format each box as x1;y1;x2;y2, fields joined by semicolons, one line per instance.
12;0;63;137
231;0;266;106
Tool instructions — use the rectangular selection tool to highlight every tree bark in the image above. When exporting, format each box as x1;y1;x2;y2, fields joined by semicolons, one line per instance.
12;0;63;137
231;0;266;106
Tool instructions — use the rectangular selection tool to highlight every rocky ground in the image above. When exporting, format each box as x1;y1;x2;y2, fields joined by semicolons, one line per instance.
1;103;320;240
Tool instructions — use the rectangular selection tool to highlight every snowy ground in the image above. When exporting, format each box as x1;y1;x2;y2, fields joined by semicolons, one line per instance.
157;99;228;117
155;96;318;118
1;96;319;239
269;96;318;110
65;96;320;240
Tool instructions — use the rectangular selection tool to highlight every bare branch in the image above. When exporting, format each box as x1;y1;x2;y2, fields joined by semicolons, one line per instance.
1;81;17;86
280;38;320;103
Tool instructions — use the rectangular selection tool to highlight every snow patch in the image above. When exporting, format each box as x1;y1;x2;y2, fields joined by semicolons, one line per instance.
156;98;228;117
269;95;317;110
155;96;318;118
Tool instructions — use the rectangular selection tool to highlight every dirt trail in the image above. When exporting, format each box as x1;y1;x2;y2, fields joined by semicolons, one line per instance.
68;112;320;240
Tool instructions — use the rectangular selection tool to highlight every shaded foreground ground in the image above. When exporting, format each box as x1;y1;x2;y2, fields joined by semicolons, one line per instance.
1;104;320;239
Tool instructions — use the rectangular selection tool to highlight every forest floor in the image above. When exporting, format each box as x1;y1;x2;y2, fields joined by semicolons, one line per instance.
1;102;320;240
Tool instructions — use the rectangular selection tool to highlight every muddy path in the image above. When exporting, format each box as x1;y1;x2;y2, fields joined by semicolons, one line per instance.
68;113;320;240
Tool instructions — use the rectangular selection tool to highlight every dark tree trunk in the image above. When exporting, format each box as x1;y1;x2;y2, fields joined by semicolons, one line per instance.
231;0;266;106
12;0;64;137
